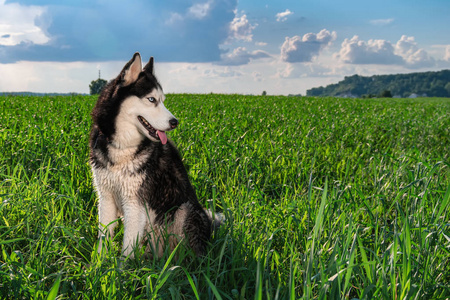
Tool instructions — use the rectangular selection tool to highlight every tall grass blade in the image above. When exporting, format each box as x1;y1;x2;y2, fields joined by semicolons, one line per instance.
204;274;223;300
181;267;200;300
46;275;61;300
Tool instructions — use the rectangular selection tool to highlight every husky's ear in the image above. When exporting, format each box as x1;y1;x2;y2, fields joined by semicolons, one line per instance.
121;52;142;86
143;56;154;75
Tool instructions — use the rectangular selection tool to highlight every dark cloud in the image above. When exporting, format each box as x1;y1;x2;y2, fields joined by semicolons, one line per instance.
1;0;237;63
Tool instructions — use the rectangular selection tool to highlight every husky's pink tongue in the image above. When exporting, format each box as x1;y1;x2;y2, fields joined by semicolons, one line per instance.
157;130;167;145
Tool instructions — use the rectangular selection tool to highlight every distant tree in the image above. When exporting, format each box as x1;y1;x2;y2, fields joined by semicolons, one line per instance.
445;82;450;96
380;90;392;98
262;90;267;96
89;78;107;95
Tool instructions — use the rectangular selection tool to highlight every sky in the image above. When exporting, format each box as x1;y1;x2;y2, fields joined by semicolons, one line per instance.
1;0;449;95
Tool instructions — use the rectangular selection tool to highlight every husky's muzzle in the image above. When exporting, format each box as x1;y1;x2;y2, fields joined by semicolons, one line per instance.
137;115;178;145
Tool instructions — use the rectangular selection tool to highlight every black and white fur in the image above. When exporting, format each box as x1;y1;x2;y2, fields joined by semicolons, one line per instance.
90;53;220;258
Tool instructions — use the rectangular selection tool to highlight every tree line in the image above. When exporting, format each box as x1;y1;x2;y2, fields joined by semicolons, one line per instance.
306;70;450;98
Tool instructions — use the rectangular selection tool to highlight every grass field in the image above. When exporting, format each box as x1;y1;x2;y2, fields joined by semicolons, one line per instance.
0;94;449;299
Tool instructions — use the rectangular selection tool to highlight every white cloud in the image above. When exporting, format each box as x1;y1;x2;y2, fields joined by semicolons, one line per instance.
395;35;435;68
203;67;243;78
0;60;111;93
188;1;212;19
445;46;450;61
280;29;337;63
275;63;295;78
168;63;198;74
167;1;220;24
336;35;403;65
228;14;256;42
219;47;270;65
166;12;184;25
252;71;263;82
369;18;394;26
275;60;336;79
276;9;293;22
0;1;50;46
336;35;435;68
156;60;338;95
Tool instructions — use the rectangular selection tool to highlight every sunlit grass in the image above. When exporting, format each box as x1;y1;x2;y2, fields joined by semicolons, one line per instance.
0;94;449;299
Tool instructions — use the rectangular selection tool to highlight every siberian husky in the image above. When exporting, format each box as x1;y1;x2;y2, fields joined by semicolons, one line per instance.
90;53;221;258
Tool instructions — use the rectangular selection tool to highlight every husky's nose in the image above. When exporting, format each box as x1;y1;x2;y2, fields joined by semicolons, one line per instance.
169;118;179;129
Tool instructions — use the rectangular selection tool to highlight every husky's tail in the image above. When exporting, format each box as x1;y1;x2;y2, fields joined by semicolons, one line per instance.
204;209;225;232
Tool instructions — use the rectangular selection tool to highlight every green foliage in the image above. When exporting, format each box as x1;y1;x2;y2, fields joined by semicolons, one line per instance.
89;78;107;95
0;94;449;299
380;90;392;98
307;70;450;97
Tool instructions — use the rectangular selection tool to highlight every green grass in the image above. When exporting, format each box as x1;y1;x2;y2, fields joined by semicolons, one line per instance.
0;94;449;299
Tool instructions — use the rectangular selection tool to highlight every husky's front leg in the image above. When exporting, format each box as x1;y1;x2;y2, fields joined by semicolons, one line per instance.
121;201;147;258
97;189;119;254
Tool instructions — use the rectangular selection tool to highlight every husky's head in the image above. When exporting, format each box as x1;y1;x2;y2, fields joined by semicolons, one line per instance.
92;53;178;147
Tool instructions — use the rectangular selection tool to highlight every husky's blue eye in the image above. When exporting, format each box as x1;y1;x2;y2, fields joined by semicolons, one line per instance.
148;97;156;103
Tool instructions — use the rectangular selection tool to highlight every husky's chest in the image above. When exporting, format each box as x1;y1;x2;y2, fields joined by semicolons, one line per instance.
91;145;149;199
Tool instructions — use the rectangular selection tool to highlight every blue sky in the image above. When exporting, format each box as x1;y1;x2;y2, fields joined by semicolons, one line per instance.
1;0;449;94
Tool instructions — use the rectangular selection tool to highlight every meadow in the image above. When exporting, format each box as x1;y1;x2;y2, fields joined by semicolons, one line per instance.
0;94;449;299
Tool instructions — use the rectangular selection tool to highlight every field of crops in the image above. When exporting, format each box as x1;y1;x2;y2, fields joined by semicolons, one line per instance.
0;94;449;299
